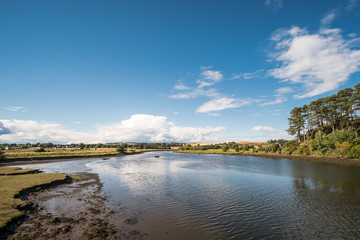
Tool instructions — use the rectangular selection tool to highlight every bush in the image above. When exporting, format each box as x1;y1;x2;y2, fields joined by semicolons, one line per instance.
281;140;298;154
335;141;351;156
116;146;126;154
222;145;229;152
293;145;310;155
0;151;5;160
34;148;45;152
348;145;360;158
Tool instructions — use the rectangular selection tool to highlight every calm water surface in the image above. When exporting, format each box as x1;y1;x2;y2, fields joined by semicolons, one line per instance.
20;151;360;239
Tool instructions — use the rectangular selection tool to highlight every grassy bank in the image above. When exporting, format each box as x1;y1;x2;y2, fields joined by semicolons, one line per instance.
1;148;168;163
0;167;69;232
3;148;119;160
176;149;360;167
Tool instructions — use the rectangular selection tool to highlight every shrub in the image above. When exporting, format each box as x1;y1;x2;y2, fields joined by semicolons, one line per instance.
222;145;229;152
293;145;310;155
348;145;360;158
116;146;126;154
34;148;45;152
0;151;5;160
335;141;351;156
281;140;298;155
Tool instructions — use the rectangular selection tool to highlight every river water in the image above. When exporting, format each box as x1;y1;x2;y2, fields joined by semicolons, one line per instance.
19;151;360;239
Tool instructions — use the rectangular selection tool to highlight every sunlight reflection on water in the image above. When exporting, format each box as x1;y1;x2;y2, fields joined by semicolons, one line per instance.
19;151;360;239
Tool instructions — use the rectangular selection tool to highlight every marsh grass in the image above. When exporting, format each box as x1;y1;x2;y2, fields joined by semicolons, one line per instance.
2;148;167;161
0;167;68;231
3;148;119;160
0;167;39;175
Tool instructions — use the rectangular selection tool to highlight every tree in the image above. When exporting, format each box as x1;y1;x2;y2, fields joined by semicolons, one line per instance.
79;143;85;150
116;146;126;154
287;107;305;144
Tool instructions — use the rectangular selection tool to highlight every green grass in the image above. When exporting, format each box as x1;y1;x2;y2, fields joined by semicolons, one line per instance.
0;167;38;175
3;148;119;160
2;148;170;161
0;168;68;230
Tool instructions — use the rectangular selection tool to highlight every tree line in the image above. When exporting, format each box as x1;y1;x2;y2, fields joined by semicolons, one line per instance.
286;83;360;158
0;142;182;150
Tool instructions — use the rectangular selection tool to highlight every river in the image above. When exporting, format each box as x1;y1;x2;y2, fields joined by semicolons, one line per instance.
19;151;360;239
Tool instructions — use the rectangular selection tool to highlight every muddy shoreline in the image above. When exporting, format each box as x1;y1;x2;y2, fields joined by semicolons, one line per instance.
3;173;145;240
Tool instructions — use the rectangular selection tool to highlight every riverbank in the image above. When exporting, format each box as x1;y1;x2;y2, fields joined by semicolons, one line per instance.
0;167;70;236
176;150;360;167
0;148;168;166
0;167;144;239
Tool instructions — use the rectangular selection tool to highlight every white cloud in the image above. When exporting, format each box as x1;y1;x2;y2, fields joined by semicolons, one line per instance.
197;69;223;88
196;97;250;113
259;97;287;106
269;26;360;98
201;69;223;81
169;88;219;99
320;12;337;27
170;67;250;114
0;114;226;143
4;106;25;112
275;87;293;95
251;126;277;132
73;122;82;124
242;69;265;79
0;120;90;143
258;87;291;106
174;84;189;90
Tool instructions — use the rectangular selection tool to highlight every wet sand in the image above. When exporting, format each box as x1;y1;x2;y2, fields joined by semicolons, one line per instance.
6;173;146;240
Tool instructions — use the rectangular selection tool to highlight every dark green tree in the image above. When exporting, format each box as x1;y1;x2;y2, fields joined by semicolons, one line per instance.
287;107;305;143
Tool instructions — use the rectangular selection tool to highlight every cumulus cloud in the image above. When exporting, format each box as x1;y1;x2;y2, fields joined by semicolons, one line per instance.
0;115;226;143
251;126;277;132
269;26;360;98
196;97;250;113
0;122;12;135
4;106;25;112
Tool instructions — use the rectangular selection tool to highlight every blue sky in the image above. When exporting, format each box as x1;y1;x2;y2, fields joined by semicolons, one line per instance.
1;0;360;143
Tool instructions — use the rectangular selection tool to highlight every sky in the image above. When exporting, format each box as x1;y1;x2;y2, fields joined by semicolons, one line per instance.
1;0;360;143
